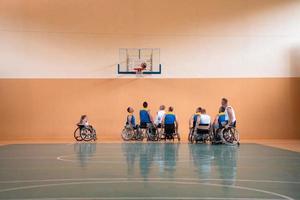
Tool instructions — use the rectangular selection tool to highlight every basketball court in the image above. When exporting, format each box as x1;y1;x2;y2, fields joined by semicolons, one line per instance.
0;0;300;199
0;143;299;199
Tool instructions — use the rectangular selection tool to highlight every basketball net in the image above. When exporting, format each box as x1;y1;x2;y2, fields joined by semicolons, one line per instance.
134;67;144;77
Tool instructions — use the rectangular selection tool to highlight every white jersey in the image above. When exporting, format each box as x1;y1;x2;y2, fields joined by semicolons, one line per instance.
154;110;165;125
200;114;211;125
225;106;236;122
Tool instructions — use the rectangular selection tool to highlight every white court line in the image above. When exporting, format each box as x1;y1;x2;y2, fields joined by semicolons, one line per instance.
3;198;285;200
56;154;213;163
0;180;294;200
0;157;56;160
0;178;299;184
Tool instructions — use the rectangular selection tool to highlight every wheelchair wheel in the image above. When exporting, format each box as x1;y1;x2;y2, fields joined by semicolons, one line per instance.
190;132;196;144
121;128;134;141
74;127;83;141
136;129;145;141
81;128;94;142
146;128;159;141
158;128;165;141
175;133;181;142
221;127;239;145
188;129;194;143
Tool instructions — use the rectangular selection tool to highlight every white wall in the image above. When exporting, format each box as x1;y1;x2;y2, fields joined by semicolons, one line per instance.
0;0;300;78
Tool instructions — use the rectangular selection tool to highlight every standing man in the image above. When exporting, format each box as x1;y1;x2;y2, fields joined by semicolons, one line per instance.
221;98;237;128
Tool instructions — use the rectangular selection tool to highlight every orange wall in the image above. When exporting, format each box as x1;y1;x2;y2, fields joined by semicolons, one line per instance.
1;0;300;78
0;78;299;141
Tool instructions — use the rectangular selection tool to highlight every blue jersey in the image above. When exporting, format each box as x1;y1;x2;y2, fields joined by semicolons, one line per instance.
139;109;151;123
218;112;228;126
164;112;176;125
127;114;136;126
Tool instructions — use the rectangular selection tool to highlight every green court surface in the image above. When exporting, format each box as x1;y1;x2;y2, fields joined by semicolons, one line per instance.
0;143;299;200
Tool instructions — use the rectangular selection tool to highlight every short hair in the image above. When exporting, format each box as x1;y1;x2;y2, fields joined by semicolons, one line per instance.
160;105;165;110
127;107;131;112
80;115;87;121
201;108;206;114
143;102;148;108
222;98;228;104
196;107;202;113
168;106;174;112
219;106;225;113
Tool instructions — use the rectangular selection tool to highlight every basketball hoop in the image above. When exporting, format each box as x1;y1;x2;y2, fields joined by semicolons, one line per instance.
133;62;147;77
133;67;145;77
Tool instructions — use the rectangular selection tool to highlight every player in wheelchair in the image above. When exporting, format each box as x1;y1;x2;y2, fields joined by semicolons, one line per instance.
189;108;212;144
139;102;160;141
161;106;180;141
212;105;240;145
74;115;97;142
154;105;166;140
121;107;144;141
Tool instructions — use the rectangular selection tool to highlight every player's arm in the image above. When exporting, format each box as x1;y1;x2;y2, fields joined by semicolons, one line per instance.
226;108;234;127
175;118;179;132
213;114;218;125
161;115;165;127
196;115;201;128
127;115;133;128
148;110;154;123
189;115;194;129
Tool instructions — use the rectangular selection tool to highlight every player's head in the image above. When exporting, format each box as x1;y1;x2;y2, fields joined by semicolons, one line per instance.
221;98;228;107
196;107;202;113
127;107;134;113
80;115;87;121
143;101;148;108
219;106;225;113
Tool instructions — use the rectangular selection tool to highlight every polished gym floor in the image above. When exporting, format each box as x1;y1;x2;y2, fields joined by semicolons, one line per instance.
0;143;299;199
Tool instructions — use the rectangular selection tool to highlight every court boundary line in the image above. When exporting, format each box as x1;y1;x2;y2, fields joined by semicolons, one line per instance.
0;177;299;184
2;197;286;200
0;179;295;200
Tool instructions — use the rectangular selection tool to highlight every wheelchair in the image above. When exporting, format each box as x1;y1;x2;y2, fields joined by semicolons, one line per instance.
212;123;240;145
160;124;180;142
145;123;160;141
74;124;97;142
189;124;212;144
121;125;144;141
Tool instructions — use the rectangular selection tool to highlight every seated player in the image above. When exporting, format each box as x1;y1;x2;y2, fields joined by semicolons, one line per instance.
126;107;137;129
162;106;180;140
189;107;202;131
154;105;166;128
199;108;211;129
219;107;228;128
211;107;228;142
77;115;96;134
139;101;153;128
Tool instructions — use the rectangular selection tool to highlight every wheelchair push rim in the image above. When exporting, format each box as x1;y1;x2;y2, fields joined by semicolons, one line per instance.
74;127;83;141
221;127;240;145
121;128;133;141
